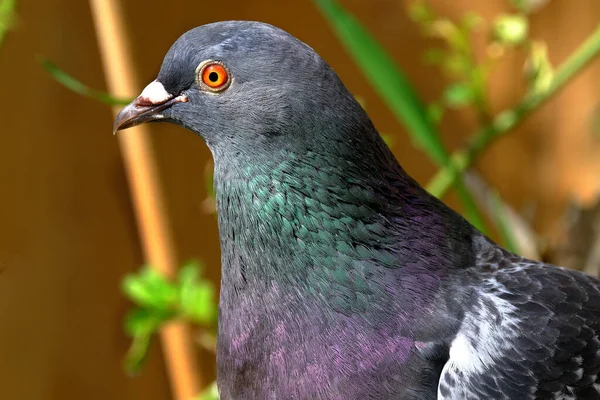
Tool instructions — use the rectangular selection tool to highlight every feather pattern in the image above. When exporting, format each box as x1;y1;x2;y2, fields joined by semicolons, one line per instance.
440;236;600;399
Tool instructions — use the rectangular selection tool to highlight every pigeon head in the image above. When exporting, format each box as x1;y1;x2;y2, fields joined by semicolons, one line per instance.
114;21;375;159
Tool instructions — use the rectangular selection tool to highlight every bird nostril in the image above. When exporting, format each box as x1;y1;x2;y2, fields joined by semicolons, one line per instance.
135;96;162;107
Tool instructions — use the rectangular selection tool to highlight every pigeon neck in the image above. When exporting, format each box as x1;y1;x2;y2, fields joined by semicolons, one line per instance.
212;135;475;293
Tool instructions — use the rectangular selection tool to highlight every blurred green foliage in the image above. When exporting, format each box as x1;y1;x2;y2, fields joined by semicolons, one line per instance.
524;41;554;95
121;260;217;375
196;381;220;400
0;0;16;47
315;0;599;256
492;14;528;46
427;20;600;199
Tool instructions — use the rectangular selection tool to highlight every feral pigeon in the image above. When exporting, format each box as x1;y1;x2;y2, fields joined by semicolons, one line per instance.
114;21;600;400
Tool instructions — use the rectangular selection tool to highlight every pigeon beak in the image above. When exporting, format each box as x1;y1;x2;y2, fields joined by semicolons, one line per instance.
113;81;188;134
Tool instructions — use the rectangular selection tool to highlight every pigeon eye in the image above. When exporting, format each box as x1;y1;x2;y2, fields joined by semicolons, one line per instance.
199;62;230;91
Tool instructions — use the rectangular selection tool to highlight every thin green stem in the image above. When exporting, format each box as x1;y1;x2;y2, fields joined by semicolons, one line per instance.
471;65;493;125
41;58;132;105
427;23;600;197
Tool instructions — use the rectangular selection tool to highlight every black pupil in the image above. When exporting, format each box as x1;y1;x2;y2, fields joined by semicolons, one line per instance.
209;71;219;82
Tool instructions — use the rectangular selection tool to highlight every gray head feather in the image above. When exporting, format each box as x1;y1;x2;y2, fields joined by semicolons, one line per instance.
155;21;374;159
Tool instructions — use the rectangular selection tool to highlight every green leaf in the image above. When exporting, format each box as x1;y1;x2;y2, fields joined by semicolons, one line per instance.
41;58;132;106
121;260;219;376
0;0;16;47
443;82;475;107
178;261;217;325
122;266;178;310
123;307;175;375
123;333;152;375
124;307;169;337
196;381;220;400
122;275;156;308
123;328;155;375
186;290;216;326
177;260;203;284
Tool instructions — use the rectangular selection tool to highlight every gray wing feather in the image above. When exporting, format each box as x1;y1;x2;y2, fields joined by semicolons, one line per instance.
438;236;600;399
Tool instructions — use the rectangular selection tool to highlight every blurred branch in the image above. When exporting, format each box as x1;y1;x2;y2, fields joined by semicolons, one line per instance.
88;0;203;397
41;58;132;105
427;23;600;197
0;0;16;47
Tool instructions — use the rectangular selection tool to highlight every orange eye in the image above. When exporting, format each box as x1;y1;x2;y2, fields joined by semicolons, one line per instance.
201;63;229;90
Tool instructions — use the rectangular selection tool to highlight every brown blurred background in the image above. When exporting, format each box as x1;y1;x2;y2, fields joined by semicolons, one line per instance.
0;0;598;399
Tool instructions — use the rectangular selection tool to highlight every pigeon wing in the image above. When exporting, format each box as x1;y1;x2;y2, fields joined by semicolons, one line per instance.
438;238;600;399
